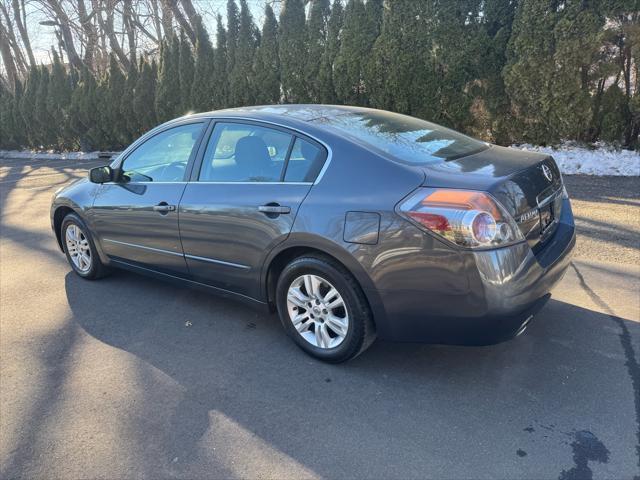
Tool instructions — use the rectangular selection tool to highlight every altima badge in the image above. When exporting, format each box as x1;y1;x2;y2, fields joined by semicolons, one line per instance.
542;164;553;182
519;209;537;223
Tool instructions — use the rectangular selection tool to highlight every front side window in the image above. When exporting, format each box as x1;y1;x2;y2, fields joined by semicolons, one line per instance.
121;123;204;182
199;123;293;182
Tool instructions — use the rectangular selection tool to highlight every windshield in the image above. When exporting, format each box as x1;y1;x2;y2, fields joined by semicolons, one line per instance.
308;109;488;164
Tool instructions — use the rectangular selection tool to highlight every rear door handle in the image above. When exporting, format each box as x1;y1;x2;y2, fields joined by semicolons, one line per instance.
258;204;291;215
153;202;176;213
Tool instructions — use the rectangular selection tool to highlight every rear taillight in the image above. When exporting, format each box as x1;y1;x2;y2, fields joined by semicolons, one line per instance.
398;188;524;249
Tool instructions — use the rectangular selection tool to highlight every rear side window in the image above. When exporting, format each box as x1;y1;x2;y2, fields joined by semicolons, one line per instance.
284;138;325;182
198;122;327;183
309;110;487;164
199;123;293;182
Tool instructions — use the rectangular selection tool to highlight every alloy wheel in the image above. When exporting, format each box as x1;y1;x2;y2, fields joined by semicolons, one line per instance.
286;274;349;349
65;224;92;273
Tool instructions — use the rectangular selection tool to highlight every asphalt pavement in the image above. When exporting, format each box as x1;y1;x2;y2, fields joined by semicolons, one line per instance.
1;155;639;479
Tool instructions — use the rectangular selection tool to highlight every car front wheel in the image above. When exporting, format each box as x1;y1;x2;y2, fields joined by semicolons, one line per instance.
61;212;108;280
276;255;376;363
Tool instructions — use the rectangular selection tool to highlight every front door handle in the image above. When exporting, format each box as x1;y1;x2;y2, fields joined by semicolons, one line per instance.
258;204;291;216
153;202;176;214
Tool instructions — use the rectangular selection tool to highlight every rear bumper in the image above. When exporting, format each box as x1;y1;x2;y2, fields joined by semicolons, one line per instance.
372;198;576;344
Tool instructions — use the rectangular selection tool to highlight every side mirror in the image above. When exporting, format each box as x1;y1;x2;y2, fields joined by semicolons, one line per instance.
89;165;113;184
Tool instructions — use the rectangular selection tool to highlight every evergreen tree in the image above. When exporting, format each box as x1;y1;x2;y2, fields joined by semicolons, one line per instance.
36;66;55;148
306;0;331;102
504;0;603;144
134;60;158;135
427;1;486;131
0;84;14;149
47;49;73;149
20;66;41;146
279;0;308;103
11;80;26;148
253;4;280;104
593;1;638;148
120;60;139;144
365;0;383;31
363;0;383;101
368;1;436;117
178;30;195;113
318;0;343;103
599;85;631;144
367;0;399;112
226;0;240;75
156;34;181;122
191;18;215;111
229;0;257;106
69;67;101;150
476;0;517;144
213;15;229;109
94;78;111;149
504;0;559;143
552;3;604;141
333;0;379;105
103;55;127;147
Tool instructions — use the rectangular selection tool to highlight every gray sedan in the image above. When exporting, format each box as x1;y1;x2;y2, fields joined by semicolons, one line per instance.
51;105;576;362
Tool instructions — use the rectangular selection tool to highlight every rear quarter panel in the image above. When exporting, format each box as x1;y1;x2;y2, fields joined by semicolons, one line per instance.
284;133;470;338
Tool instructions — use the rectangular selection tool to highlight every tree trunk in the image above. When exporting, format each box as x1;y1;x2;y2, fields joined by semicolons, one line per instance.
123;0;137;65
180;0;199;32
167;0;195;44
0;20;19;89
45;0;84;70
11;0;35;67
0;3;28;75
94;0;131;70
77;0;99;71
160;0;174;39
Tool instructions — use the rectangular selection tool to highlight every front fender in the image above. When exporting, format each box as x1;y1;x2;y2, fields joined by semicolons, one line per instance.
50;179;109;263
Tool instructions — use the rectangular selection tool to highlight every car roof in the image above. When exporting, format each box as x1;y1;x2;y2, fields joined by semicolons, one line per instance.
176;105;489;167
186;104;372;127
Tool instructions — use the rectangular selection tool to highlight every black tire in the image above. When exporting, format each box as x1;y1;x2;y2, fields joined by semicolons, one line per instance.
276;255;376;363
61;212;109;280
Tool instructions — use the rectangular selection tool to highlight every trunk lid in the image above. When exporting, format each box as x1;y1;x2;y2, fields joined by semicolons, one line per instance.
419;145;564;249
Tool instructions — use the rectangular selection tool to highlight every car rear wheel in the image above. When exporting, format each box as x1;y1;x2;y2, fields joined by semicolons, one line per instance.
276;255;376;363
62;213;109;280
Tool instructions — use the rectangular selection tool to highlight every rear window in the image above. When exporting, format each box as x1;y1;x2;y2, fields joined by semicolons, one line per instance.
309;110;487;164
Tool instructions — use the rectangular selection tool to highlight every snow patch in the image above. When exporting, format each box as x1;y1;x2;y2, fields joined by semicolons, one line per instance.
0;150;111;161
512;143;640;176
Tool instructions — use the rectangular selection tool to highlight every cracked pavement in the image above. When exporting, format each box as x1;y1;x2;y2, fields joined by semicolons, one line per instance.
1;157;639;479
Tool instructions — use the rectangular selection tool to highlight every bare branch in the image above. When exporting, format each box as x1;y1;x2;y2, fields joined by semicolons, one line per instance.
93;0;131;70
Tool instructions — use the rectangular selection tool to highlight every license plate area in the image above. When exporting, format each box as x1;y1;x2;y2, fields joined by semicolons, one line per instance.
540;202;555;232
539;192;563;245
530;187;563;251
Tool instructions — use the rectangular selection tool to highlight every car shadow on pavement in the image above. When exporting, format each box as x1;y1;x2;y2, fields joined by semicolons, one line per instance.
59;268;640;479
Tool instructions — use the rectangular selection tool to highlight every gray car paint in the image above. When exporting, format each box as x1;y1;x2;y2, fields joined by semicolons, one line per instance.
51;105;576;344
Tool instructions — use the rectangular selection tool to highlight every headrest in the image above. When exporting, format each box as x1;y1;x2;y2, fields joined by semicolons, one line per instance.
234;136;271;167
